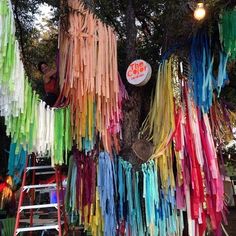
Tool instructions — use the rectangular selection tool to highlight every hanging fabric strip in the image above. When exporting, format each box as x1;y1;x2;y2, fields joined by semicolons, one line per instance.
140;56;176;159
219;9;236;60
7;142;27;185
0;0;25;117
190;29;229;112
190;30;213;112
98;152;117;236
57;0;126;153
173;79;226;236
65;151;98;229
0;0;75;167
54;107;72;165
1;0;126;167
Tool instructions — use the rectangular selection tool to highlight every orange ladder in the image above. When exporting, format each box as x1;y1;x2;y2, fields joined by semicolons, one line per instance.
14;154;68;235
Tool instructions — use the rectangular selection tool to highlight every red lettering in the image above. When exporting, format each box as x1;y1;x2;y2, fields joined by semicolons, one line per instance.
127;61;148;81
128;69;133;77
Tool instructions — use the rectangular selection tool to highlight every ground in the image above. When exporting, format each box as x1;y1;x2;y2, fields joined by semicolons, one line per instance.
225;207;236;235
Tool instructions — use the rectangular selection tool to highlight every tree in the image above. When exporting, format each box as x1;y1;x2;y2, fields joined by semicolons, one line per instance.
11;1;59;61
11;0;236;163
11;0;59;97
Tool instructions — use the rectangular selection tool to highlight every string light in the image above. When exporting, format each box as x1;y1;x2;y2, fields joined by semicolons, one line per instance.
194;2;206;21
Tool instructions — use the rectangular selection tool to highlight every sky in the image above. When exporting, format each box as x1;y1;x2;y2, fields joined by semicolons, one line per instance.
35;3;53;28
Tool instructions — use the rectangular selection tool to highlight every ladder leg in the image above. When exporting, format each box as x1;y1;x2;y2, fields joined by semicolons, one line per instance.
14;156;29;235
30;154;36;236
59;168;68;234
55;166;62;236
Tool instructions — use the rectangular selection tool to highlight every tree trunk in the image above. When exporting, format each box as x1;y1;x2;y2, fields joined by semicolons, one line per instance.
121;0;143;167
83;0;95;10
125;0;137;65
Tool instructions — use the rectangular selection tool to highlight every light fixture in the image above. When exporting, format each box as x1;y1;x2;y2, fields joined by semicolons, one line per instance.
194;2;206;21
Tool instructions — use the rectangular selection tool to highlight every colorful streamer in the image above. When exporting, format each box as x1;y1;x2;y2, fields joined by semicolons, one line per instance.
7;142;26;185
1;1;236;236
53;107;72;165
66;153;184;236
190;30;228;112
0;0;25;117
0;0;73;166
139;50;233;235
65;151;98;230
57;0;123;153
98;152;117;236
219;9;236;60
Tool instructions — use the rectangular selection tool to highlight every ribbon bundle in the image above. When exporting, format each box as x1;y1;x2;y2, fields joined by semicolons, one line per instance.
8;142;26;185
139;48;236;235
0;0;25;117
140;56;176;190
98;152;117;235
1;1;236;235
0;0;72;165
57;0;124;154
1;0;125;166
219;9;236;60
65;150;98;231
66;151;119;235
4;87;72;165
66;152;184;236
210;100;235;146
174;83;225;235
190;31;228;112
54;107;72;165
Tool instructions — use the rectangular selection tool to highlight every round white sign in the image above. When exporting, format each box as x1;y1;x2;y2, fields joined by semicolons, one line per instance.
126;59;152;86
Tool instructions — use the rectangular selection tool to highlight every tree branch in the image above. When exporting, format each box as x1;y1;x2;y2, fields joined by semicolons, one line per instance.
12;0;26;61
96;0;125;39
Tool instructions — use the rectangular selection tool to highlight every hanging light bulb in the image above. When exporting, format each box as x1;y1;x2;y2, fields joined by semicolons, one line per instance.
194;2;206;21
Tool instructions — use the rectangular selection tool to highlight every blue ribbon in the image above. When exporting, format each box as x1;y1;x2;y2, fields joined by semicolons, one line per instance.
98;152;117;236
190;30;229;112
96;155;182;235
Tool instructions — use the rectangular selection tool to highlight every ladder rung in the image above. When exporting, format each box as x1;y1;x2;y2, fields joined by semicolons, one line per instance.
26;166;54;170
20;218;58;224
35;171;55;175
35;156;50;159
23;184;56;190
20;203;58;211
16;225;59;233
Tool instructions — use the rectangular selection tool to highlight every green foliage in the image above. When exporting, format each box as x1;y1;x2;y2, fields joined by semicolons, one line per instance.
11;0;59;97
92;0;236;74
225;159;236;177
92;1;236;115
11;0;236;103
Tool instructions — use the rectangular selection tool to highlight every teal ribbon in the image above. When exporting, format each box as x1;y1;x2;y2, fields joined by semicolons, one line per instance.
7;142;26;185
98;152;117;236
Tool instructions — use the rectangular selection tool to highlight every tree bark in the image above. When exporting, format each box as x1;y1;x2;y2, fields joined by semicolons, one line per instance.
83;0;95;10
125;0;137;65
12;0;26;61
121;0;143;167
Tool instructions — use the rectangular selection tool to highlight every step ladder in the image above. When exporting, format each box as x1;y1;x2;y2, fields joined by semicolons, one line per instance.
14;154;68;236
